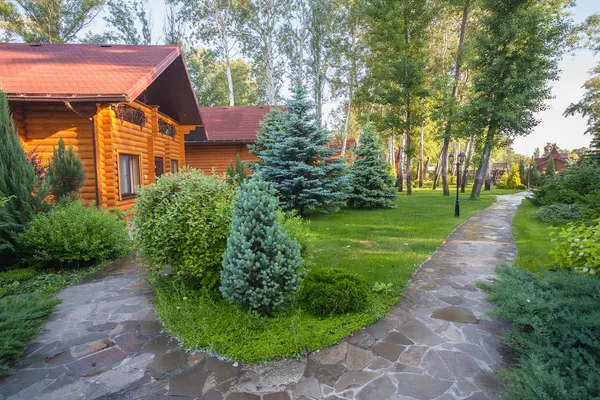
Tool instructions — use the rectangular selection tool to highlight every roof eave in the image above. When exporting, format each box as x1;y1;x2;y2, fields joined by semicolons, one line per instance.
7;93;128;103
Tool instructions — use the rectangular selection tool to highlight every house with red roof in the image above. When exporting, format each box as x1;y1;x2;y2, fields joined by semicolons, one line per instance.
0;43;201;210
535;146;570;173
185;106;276;173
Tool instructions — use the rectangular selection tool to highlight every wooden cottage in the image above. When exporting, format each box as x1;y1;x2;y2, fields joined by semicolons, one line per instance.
0;43;201;210
185;106;275;173
535;146;570;173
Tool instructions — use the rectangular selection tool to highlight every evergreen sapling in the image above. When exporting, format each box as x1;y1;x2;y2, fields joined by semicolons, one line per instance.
220;175;302;315
258;83;347;215
546;156;556;176
347;124;397;208
47;137;85;201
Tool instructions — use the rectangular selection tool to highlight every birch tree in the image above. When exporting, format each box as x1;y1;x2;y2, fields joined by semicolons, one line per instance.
467;0;571;199
102;0;153;45
280;0;310;83
235;0;288;105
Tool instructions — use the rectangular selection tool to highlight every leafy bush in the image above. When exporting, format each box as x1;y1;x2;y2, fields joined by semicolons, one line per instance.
278;210;314;262
0;268;36;284
530;160;600;206
497;164;524;189
298;269;369;316
550;219;600;276
516;184;527;190
47;137;85;201
18;201;131;268
133;169;237;288
536;203;581;223
220;176;303;315
479;265;600;399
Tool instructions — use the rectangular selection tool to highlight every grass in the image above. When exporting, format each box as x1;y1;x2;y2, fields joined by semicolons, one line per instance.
154;189;496;363
511;199;556;272
0;263;106;375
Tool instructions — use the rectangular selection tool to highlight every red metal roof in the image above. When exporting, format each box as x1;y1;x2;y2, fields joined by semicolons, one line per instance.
0;43;181;102
195;106;281;142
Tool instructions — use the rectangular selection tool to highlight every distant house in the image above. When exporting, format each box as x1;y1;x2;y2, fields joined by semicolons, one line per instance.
0;43;202;210
535;146;569;173
492;163;509;172
184;106;277;174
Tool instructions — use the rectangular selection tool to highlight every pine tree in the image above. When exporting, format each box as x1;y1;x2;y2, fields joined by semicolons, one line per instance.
546;156;556;177
258;82;347;215
518;159;526;182
347;124;397;208
220;175;302;315
0;91;38;262
47;137;85;201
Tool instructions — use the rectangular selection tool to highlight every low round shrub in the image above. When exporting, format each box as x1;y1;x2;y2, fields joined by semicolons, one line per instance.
550;219;600;276
0;267;36;284
133;169;237;289
298;268;369;316
536;203;581;223
18;201;131;268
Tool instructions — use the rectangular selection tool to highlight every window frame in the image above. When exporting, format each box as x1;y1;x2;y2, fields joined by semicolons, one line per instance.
118;153;141;200
170;159;179;173
154;156;165;178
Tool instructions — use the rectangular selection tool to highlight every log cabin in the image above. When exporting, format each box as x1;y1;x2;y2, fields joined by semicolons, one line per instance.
184;106;272;173
0;43;202;210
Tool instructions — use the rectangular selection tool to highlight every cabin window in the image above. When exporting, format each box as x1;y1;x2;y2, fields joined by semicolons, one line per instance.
119;154;140;199
170;160;179;173
154;157;165;178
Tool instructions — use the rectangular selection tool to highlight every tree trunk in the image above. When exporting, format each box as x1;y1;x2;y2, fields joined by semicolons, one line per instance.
406;106;412;196
341;88;352;157
471;122;497;199
461;136;474;192
397;136;404;192
418;124;424;188
424;157;430;184
441;0;469;197
432;152;441;190
485;160;492;191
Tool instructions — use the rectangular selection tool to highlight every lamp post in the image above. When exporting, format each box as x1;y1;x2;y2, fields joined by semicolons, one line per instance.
449;152;466;217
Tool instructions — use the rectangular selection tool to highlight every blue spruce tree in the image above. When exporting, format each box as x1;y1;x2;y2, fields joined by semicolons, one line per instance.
258;83;347;215
220;174;302;315
348;124;397;208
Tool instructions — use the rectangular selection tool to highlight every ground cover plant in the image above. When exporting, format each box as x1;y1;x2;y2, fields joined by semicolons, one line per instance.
479;265;600;400
153;189;495;363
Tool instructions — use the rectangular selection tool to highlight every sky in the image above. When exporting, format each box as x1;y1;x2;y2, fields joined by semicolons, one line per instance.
86;0;600;156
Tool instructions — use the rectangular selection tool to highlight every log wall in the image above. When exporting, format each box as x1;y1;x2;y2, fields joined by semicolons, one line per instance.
184;144;259;174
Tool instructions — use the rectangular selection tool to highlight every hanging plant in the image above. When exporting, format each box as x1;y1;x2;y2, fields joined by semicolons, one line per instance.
158;119;176;138
111;104;147;128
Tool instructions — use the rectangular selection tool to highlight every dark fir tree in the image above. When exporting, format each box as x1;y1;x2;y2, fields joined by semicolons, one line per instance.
248;107;285;158
220;175;302;315
258;82;347;215
0;91;38;262
347;124;397;208
546;155;556;176
518;159;526;182
47;137;85;201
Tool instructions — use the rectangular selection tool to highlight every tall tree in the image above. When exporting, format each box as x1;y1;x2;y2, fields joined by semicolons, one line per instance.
186;48;259;106
257;83;347;215
280;0;310;83
176;0;240;106
163;4;186;45
102;0;152;45
363;0;433;196
440;0;472;197
564;14;600;162
235;0;287;105
467;0;571;199
0;0;104;43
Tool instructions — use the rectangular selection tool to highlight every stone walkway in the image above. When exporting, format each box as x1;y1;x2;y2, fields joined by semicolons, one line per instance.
0;193;527;400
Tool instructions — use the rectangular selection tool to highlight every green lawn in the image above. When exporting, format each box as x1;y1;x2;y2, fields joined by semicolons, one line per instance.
512;199;556;272
154;189;496;363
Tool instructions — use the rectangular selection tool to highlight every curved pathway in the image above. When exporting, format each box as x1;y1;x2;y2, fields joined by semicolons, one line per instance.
0;193;527;400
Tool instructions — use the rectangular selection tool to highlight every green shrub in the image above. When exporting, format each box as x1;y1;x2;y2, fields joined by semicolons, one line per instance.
220;176;303;315
18;201;131;268
47;137;85;201
298;269;369;316
278;210;314;262
530;160;600;206
550;219;600;276
479;265;600;399
0;268;36;285
536;203;581;223
133;169;237;288
516;184;527;190
225;154;248;186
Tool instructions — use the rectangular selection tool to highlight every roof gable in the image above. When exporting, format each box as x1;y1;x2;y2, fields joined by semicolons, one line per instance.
0;43;201;124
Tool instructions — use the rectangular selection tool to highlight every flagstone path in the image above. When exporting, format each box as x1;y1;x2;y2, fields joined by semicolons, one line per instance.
0;192;527;400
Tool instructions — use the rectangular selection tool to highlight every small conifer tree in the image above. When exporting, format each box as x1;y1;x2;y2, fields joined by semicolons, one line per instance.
225;154;248;186
220;174;302;315
47;137;85;201
347;124;397;208
249;107;285;158
0;91;38;260
258;82;347;215
506;163;522;189
546;156;556;176
518;159;526;181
